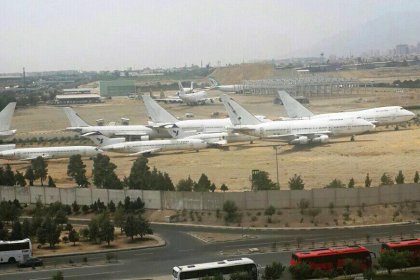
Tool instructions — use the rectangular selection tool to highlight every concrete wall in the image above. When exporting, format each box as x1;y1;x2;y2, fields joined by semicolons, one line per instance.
0;184;419;210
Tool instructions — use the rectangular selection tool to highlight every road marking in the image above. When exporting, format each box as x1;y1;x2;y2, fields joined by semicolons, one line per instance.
133;252;153;256
29;270;124;280
179;249;194;252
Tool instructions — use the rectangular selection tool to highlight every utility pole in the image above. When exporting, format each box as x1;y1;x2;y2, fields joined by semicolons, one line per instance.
273;145;280;188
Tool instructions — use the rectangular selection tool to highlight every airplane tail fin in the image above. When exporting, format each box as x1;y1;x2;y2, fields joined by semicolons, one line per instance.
142;95;179;124
208;77;219;87
220;95;262;125
164;124;186;139
82;132;125;147
278;91;314;118
178;81;185;96
0;103;16;131
63;107;90;127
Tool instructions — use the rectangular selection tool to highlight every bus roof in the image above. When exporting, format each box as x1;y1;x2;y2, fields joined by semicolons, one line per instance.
0;238;31;244
293;245;370;258
174;258;255;272
383;239;420;248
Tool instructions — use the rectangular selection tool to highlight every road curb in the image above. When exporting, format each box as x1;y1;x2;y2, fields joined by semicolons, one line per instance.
37;234;166;259
151;221;416;231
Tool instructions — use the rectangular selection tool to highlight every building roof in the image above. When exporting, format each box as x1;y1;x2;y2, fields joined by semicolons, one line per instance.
55;94;100;99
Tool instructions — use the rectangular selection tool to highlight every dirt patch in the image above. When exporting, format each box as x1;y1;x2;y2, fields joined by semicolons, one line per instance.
33;225;160;257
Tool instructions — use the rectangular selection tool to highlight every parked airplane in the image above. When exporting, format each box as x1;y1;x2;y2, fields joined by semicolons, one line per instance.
85;132;208;156
278;91;416;126
0;103;17;137
142;95;260;143
0;146;102;161
63;107;169;139
155;81;218;105
221;95;375;145
208;77;246;93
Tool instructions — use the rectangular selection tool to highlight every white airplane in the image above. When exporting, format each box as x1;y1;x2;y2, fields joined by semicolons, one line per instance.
221;95;375;145
0;103;17;137
142;95;261;143
0;146;102;161
84;132;208;156
63;107;169;139
155;81;218;105
208;77;246;93
278;91;416;126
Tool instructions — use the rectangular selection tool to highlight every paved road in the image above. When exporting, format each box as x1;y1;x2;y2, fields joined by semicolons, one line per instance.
0;222;418;279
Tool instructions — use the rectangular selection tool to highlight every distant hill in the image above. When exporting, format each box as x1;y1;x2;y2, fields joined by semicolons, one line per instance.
301;12;420;57
209;63;276;84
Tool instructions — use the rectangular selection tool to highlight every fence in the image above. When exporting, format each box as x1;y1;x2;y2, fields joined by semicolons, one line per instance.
0;184;419;210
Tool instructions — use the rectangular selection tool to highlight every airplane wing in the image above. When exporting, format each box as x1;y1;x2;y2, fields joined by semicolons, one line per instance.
23;154;53;161
154;97;183;104
263;131;332;142
129;148;162;156
113;132;149;136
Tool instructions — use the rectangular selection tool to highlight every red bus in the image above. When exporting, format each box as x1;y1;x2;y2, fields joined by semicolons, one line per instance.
381;239;420;266
290;245;374;275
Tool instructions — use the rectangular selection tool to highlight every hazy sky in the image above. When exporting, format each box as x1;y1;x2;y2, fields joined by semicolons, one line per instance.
1;0;419;73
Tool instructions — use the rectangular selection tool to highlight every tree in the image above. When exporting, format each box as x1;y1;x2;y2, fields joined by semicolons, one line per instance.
297;199;310;215
15;171;26;187
88;218;100;243
414;171;419;183
22;219;31;238
10;221;23;240
24;166;35;186
47;176;56;187
288;261;312;280
223;200;238;223
0;200;22;223
380;173;394;186
378;249;410;275
288;174;304;190
3;164;15;186
123;214;152;240
347;178;355;188
127;156;150;189
0;221;8;240
113;206;126;232
99;215;114;246
108;200;116;212
395;170;405;184
220;183;229;192
71;201;80;214
365;173;372;188
176;176;195;191
31;156;48;186
263;261;285;280
209;183;216;192
92;154;122;189
67;154;89;187
37;216;61;248
68;229;80;246
252;171;278;190
325;178;345;188
194;173;212;192
264;205;276;223
52;271;64;280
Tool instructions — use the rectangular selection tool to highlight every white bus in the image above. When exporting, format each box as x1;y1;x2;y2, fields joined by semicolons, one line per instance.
0;238;32;264
172;257;259;280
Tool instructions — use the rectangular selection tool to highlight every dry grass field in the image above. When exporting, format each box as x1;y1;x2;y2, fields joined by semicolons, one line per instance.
3;76;420;190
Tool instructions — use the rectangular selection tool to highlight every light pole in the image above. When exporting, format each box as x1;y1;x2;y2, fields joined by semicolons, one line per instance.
273;145;280;188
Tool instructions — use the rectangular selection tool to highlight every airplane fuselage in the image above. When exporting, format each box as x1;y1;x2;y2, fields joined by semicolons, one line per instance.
0;146;102;160
311;106;415;126
66;125;170;139
102;139;208;154
236;118;375;142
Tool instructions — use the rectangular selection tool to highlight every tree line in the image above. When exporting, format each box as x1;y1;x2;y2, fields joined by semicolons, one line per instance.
1;154;418;191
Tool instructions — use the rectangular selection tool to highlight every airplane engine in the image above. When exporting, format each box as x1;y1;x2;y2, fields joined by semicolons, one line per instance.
140;135;150;141
312;135;329;143
290;136;309;145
